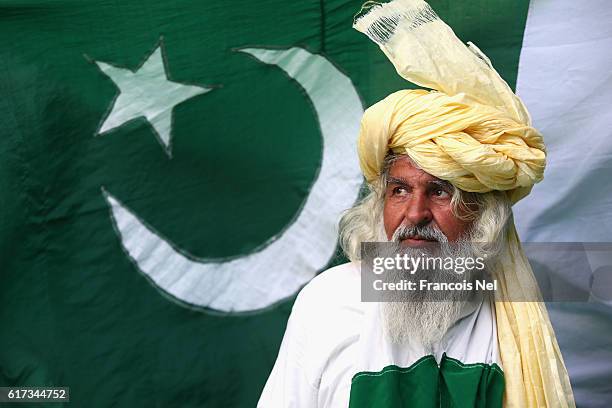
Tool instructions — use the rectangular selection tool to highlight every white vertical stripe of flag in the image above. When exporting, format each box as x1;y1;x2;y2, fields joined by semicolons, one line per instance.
515;0;612;243
515;1;612;405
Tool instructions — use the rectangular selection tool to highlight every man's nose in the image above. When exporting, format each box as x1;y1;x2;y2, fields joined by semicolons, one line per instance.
403;193;433;227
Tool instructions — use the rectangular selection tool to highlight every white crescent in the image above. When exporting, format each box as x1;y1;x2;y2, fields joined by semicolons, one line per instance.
103;47;363;313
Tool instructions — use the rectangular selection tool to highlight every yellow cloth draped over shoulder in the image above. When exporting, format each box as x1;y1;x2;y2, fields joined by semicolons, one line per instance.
353;0;575;406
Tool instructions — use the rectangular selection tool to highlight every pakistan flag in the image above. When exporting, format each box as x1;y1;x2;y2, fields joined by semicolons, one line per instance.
1;0;610;406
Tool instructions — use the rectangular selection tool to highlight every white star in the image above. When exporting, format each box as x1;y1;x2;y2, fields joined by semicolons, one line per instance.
95;44;211;156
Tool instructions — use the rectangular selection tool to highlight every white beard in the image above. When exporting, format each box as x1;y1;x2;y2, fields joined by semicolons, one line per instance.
379;230;492;350
381;297;465;350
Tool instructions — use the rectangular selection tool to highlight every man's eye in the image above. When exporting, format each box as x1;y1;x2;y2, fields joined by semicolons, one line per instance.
392;186;408;196
432;188;449;198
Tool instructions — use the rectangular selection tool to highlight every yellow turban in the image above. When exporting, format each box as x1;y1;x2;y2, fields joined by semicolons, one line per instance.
354;0;575;406
358;89;546;204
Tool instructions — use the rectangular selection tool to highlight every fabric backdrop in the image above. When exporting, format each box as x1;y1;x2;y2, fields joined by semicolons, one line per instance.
0;0;610;406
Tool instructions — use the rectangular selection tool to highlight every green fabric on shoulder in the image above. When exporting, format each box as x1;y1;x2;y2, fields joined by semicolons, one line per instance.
348;354;504;407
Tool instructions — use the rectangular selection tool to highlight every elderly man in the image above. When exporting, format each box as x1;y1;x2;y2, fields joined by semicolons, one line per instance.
258;0;575;406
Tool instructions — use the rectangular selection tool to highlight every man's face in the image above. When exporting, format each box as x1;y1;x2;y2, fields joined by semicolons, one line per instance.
383;157;471;244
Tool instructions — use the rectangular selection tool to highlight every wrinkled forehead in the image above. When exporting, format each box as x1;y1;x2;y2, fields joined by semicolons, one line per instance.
385;155;453;189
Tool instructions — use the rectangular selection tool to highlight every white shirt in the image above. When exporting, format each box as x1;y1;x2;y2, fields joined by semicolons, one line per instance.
258;262;500;408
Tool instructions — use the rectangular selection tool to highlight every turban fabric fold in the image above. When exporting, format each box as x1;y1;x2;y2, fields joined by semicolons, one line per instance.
353;0;575;406
358;89;546;204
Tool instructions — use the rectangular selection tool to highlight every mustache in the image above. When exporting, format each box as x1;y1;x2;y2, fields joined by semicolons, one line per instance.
391;223;448;243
